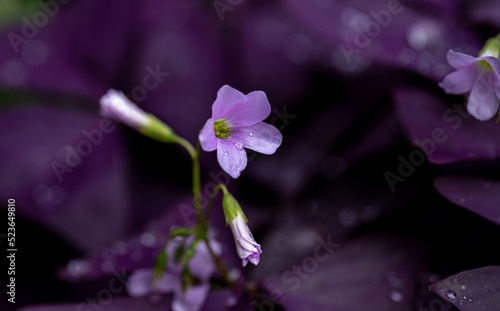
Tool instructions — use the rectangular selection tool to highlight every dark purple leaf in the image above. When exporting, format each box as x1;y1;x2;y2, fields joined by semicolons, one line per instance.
434;176;500;225
281;0;479;80
0;107;128;252
262;233;427;311
429;266;500;311
394;88;500;164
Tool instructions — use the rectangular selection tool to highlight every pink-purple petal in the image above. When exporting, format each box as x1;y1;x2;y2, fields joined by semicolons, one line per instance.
216;140;248;179
226;90;272;127
127;269;155;297
127;269;178;297
439;64;478;94
467;76;499;121
199;118;217;152
212;86;271;127
211;85;247;120
229;122;282;155
447;50;478;69
481;56;500;97
172;284;210;311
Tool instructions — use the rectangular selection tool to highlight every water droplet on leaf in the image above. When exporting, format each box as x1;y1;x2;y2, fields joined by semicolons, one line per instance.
446;290;457;300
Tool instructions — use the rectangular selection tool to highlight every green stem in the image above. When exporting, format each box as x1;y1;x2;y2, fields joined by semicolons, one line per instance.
202;236;232;285
192;142;202;226
175;136;196;159
204;183;228;222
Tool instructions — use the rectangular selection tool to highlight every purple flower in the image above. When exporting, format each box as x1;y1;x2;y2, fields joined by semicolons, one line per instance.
100;89;151;129
199;85;282;178
228;213;262;267
127;238;221;311
439;49;500;121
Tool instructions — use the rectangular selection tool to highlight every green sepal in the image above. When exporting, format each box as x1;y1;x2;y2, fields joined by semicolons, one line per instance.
153;250;168;280
222;192;247;224
181;240;198;267
139;115;176;143
479;36;500;58
181;267;193;292
174;242;186;264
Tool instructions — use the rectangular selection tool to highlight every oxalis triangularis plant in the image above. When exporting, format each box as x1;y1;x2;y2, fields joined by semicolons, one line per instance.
99;85;283;311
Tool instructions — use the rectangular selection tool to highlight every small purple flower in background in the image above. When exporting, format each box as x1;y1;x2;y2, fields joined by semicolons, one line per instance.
199;85;282;178
439;37;500;121
100;89;150;129
127;237;221;311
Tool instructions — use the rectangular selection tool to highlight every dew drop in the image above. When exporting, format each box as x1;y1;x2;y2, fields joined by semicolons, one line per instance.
235;142;244;150
390;290;404;302
249;132;254;136
235;166;239;171
224;152;228;156
446;290;457;300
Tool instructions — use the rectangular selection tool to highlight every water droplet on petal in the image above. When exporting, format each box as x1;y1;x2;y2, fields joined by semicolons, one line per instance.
446;290;457;300
390;290;404;302
224;152;228;156
249;132;253;136
235;166;239;171
235;142;244;150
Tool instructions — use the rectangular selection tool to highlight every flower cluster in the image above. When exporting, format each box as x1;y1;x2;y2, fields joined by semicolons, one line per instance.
97;85;280;311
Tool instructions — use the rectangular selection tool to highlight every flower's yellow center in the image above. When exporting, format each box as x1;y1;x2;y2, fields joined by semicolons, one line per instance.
478;60;493;72
214;119;231;139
